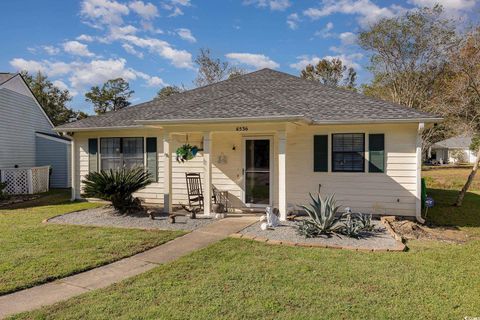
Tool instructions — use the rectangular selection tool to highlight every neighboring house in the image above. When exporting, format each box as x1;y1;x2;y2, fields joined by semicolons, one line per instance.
0;73;71;188
430;136;477;165
55;69;441;222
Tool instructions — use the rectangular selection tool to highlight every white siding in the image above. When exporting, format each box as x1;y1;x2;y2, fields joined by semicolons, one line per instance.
0;87;55;168
286;124;418;216
73;122;419;217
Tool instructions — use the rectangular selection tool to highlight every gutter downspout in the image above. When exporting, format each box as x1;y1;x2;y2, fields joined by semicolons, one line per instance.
62;132;76;202
416;123;426;224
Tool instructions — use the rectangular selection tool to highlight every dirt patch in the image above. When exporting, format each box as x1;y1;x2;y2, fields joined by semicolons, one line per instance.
0;194;42;208
387;218;470;243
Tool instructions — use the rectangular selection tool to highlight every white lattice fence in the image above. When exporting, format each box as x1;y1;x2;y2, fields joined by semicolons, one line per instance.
0;166;50;195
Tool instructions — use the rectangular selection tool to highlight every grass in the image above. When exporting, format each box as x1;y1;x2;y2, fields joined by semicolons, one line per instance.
422;166;479;191
11;169;480;320
0;190;185;295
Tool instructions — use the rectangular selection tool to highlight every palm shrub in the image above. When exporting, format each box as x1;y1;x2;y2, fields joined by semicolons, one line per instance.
297;193;342;237
82;167;151;213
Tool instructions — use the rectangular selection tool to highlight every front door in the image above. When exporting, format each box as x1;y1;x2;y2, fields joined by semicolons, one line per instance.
244;138;272;206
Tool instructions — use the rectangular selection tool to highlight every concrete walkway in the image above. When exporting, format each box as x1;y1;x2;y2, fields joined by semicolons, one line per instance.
0;216;256;319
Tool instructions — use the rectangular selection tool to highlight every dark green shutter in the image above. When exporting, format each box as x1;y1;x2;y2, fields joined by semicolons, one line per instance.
369;134;385;173
88;138;98;172
146;137;158;182
314;135;328;172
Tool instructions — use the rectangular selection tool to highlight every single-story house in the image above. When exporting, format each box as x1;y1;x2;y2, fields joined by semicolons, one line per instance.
0;73;71;189
430;135;477;164
55;69;441;222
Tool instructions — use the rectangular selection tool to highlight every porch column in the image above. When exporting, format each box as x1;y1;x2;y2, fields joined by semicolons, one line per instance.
278;131;287;221
203;132;212;215
163;132;172;214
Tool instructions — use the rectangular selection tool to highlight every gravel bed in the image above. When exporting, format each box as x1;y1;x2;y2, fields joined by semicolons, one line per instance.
240;219;400;250
48;207;215;231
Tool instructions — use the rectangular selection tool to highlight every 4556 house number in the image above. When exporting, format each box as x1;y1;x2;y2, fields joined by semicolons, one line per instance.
236;126;249;131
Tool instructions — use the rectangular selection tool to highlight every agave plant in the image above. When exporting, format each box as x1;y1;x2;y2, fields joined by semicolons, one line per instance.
297;193;342;237
337;213;364;238
82;167;151;213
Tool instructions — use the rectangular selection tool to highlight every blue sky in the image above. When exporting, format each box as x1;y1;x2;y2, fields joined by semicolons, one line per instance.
0;0;477;114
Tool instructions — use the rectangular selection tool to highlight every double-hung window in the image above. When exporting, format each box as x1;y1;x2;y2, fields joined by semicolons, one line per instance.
332;133;365;172
100;137;144;170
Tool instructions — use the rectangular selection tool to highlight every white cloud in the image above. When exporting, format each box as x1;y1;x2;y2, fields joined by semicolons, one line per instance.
9;57;164;91
122;43;144;58
161;0;191;17
80;0;130;27
290;53;363;71
76;34;95;42
226;53;280;69
339;32;356;45
10;58;48;74
304;0;405;27
244;0;291;11
129;1;158;19
176;28;196;43
119;34;193;68
42;45;60;55
286;13;300;30
408;0;475;11
63;41;95;57
314;22;334;38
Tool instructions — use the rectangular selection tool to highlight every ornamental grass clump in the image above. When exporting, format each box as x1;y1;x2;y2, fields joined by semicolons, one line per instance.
82;167;151;214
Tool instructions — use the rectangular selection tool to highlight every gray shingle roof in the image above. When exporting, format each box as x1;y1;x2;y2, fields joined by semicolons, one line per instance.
56;68;441;130
0;73;17;86
432;136;473;149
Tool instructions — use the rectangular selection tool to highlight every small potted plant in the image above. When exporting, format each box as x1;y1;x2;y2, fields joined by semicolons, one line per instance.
176;144;200;162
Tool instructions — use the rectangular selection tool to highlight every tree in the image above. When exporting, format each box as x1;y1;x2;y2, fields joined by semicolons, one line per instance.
300;58;357;90
21;71;87;126
155;85;183;99
194;48;246;87
85;78;134;114
435;28;480;206
358;5;458;154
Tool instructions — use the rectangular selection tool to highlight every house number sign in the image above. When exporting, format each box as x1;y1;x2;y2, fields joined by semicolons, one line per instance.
236;126;249;131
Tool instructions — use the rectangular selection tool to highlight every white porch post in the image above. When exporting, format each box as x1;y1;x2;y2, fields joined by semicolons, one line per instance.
278;131;287;221
203;132;212;215
163;132;172;214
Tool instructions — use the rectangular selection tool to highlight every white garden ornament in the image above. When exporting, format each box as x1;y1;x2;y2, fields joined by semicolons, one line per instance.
260;206;280;230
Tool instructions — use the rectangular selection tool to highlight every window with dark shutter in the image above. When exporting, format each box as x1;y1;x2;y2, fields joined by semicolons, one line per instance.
88;138;98;172
314;135;328;172
146;137;158;182
369;134;385;173
332;133;365;172
99;137;144;170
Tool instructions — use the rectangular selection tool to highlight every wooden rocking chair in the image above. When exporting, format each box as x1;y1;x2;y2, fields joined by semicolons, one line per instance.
185;173;227;211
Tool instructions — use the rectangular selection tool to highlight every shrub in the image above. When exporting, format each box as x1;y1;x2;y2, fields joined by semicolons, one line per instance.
0;181;9;200
82;167;151;213
297;193;342;237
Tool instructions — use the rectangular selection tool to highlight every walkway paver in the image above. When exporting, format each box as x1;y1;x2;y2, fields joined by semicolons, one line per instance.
0;216;256;319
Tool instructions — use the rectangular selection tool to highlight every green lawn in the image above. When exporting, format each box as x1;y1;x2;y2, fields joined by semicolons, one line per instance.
11;170;480;320
0;190;185;295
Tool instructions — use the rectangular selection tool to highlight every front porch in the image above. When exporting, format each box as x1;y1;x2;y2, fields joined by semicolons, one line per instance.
159;123;290;220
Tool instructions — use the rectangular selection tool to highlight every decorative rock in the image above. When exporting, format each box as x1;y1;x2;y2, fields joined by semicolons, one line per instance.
260;222;268;230
215;213;227;219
